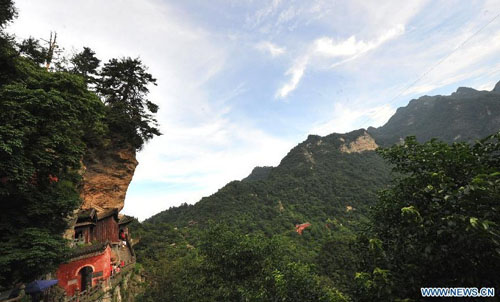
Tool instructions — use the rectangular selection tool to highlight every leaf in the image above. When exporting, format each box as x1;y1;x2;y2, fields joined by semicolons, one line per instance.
469;217;478;228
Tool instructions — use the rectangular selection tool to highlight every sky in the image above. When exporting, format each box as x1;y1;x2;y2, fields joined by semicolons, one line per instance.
9;0;500;220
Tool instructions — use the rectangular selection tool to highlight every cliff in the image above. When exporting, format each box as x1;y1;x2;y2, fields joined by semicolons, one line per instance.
339;131;378;153
63;145;137;241
80;146;138;211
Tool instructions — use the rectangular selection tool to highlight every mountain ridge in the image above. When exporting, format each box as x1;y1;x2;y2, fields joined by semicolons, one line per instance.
368;82;500;146
145;81;500;230
134;81;500;301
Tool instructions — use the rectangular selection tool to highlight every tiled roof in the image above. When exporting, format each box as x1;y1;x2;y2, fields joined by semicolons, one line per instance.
96;208;118;220
69;242;109;260
118;215;134;225
77;208;96;220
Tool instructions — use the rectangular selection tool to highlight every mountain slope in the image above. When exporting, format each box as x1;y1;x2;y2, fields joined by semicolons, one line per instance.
145;82;500;235
368;85;500;146
148;129;390;236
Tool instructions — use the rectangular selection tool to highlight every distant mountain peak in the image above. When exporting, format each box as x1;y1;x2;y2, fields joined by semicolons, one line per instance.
454;86;478;96
368;82;500;146
242;166;273;182
493;80;500;92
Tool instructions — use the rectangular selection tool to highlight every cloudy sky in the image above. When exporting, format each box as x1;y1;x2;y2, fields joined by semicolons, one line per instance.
9;0;500;220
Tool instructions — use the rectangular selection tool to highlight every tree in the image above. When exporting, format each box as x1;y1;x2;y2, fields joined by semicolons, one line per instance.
0;0;17;85
137;224;347;302
98;57;160;149
18;33;65;71
0;0;15;28
70;47;100;87
358;134;500;300
17;37;46;65
0;57;106;287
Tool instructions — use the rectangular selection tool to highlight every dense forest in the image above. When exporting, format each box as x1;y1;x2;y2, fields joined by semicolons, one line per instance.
0;0;160;288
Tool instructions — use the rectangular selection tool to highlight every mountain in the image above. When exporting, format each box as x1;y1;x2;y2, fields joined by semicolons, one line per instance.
242;166;273;182
134;82;500;302
144;82;500;234
148;129;391;236
368;85;500;146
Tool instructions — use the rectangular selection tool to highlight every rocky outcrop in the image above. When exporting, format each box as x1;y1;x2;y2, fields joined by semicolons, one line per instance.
339;132;378;153
62;146;137;241
80;146;138;211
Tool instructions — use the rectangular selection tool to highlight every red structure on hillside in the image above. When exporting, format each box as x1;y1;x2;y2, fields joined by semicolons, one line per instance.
55;207;134;297
74;209;120;244
295;223;311;235
56;243;112;296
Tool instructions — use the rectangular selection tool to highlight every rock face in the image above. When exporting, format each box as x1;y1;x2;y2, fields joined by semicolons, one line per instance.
80;146;138;211
63;146;137;241
339;131;378;153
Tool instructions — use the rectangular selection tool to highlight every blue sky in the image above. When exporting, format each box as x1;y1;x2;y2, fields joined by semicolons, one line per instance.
9;0;500;220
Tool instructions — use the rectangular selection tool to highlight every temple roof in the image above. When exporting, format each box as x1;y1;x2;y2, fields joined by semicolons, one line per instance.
76;207;119;225
118;215;134;225
69;242;110;261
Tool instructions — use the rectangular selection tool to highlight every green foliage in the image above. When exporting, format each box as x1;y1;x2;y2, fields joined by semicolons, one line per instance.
138;128;500;301
0;1;162;289
0;228;70;286
136;224;347;302
0;0;15;28
0;51;105;286
356;134;500;300
17;37;46;65
98;57;161;149
70;47;100;86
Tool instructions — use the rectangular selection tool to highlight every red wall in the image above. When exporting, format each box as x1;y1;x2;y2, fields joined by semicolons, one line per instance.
56;246;112;296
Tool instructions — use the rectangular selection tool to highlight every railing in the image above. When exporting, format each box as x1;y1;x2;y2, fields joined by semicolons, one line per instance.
66;284;100;302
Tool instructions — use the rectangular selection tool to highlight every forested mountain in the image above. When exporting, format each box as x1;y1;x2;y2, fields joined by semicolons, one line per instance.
145;83;500;231
146;129;390;235
368;84;500;146
134;83;500;301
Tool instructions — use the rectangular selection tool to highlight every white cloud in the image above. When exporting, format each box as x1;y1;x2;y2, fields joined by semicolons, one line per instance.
250;0;283;28
125;119;295;220
10;0;500;221
276;56;308;98
475;80;498;91
310;103;395;136
276;24;405;98
400;26;500;97
315;25;405;58
256;41;286;57
8;0;296;220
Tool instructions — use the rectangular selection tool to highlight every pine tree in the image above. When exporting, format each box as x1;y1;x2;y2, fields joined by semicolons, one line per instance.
70;47;100;87
98;57;161;149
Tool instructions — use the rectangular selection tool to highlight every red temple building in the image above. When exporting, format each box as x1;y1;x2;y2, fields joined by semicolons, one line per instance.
56;243;112;296
55;207;134;297
295;222;311;235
